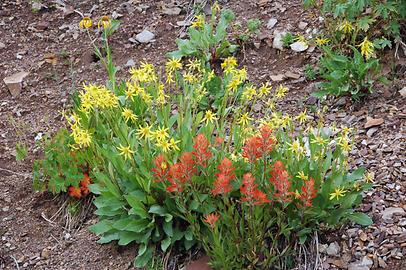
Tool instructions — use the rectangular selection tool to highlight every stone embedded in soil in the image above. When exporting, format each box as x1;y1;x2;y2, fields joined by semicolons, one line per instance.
162;7;182;16
272;30;286;50
125;59;135;67
366;127;378;137
298;21;308;30
3;71;29;97
285;71;301;79
399;86;406;97
266;18;278;29
270;74;285;81
348;256;373;270
364;117;384;128
382;207;405;221
290;41;308;52
326;241;340;256
135;30;155;43
0;42;5;49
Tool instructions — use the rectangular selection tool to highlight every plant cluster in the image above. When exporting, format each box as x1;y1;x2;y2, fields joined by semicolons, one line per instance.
33;9;373;269
168;5;238;64
303;0;405;100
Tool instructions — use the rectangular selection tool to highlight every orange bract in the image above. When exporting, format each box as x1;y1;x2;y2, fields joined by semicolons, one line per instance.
204;213;220;229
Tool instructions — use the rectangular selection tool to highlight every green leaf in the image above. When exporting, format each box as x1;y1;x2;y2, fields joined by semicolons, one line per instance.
148;205;167;216
348;212;373;226
118;231;139;245
89;219;114;235
125;194;148;219
134;245;154;267
161;237;171;252
97;232;119;244
163;220;173;237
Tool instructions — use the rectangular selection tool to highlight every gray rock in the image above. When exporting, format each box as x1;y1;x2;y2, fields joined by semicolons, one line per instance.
3;71;29;97
366;127;378;138
290;41;308;52
298;21;308;30
348;256;373;270
0;42;5;49
399;86;406;97
272;30;286;50
382;207;405;220
162;7;182;16
135;30;155;43
266;18;278;29
326;242;340;256
125;59;135;67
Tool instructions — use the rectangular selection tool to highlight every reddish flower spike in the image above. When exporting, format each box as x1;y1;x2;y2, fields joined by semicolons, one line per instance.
300;178;317;207
152;155;170;183
68;186;82;199
269;161;293;203
204;213;220;229
192;134;212;168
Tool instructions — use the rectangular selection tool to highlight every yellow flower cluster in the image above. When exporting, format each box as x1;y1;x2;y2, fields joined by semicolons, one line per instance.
78;84;118;113
358;37;374;59
66;112;92;148
130;62;157;83
165;58;182;84
79;16;111;30
191;14;205;29
135;123;180;153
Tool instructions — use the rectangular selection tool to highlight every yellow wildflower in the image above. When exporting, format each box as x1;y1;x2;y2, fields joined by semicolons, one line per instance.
156;139;172;153
241;86;257;101
71;127;92;148
339;20;353;34
221;56;238;73
341;126;353;136
166;58;182;73
183;72;197;83
153;126;170;141
297;171;308;181
79;17;92;29
226;77;241;92
357;36;374;59
275;85;288;98
136;124;153;139
186;59;201;71
207;70;215;81
296;109;308;124
338;137;352;152
311;135;328;146
201;110;218;125
258;82;272;97
296;35;307;43
329;187;346;201
191;14;205;28
122;108;137;123
281;115;292;128
117;144;134;160
287;139;305;160
364;171;375;183
315;37;330;46
98;16;111;29
169;138;180;151
238;113;253;127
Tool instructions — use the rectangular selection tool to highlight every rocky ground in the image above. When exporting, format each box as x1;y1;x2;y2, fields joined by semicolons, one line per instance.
0;0;405;269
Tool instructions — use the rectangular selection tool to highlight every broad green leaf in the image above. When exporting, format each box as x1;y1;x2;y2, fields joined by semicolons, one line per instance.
161;237;171;252
348;212;373;226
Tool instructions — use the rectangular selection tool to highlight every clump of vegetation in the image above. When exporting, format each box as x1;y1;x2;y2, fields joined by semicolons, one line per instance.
282;32;296;48
33;7;374;269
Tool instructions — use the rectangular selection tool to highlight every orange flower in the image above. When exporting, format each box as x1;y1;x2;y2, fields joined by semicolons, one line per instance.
240;173;270;205
300;178;317;207
269;161;293;203
204;213;220;229
212;158;235;195
242;126;275;163
152;155;170;182
68;186;82;199
214;136;224;146
79;173;91;196
192;134;212;168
